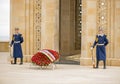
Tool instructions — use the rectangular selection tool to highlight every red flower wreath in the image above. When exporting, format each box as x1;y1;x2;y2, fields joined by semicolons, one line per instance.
31;49;59;66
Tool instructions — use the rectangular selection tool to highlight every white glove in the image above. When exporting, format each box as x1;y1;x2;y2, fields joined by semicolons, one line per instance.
91;47;93;50
9;44;12;47
8;45;11;48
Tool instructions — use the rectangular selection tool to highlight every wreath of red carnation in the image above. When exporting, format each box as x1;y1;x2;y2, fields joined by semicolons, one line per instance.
31;49;59;66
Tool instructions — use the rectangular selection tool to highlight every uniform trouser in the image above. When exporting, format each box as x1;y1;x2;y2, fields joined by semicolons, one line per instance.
14;57;23;63
96;60;106;68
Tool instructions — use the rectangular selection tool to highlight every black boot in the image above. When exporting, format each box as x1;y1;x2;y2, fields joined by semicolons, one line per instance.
19;58;23;65
12;58;17;64
95;60;99;69
103;60;106;69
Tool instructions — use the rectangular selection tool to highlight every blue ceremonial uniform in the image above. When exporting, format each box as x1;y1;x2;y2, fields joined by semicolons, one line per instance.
93;34;108;68
11;34;24;58
93;34;108;61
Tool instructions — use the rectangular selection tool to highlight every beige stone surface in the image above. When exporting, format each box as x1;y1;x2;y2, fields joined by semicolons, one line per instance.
0;42;9;52
41;0;59;51
0;52;120;84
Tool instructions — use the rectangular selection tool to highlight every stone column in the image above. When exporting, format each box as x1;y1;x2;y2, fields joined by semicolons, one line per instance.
41;0;59;52
80;0;97;65
109;0;120;66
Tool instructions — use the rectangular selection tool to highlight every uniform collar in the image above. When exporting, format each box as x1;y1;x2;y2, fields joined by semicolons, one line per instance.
97;34;104;36
14;33;20;35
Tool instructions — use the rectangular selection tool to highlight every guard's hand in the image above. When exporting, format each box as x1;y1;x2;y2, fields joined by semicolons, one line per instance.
91;47;93;50
9;44;12;47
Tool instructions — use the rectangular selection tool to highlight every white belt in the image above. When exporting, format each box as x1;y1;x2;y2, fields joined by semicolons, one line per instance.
14;41;20;43
97;44;104;46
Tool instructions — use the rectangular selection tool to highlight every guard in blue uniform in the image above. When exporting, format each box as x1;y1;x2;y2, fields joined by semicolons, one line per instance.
91;29;108;69
10;28;24;65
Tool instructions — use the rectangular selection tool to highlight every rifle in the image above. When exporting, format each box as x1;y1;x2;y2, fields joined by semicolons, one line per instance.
90;43;95;68
9;43;13;64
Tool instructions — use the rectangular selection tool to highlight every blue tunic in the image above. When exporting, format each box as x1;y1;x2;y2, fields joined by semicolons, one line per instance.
93;34;108;61
11;34;24;58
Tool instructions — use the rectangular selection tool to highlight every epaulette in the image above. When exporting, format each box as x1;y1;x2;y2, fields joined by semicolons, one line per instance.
12;34;15;40
19;34;22;36
95;35;98;42
105;35;107;37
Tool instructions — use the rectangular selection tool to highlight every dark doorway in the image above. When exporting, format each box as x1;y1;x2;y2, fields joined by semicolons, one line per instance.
58;0;82;65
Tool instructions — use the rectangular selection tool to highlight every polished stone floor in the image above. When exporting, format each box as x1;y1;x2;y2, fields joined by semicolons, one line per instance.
0;52;120;84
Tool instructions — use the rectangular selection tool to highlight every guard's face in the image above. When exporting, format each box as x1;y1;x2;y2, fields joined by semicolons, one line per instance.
99;30;103;34
15;29;19;33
